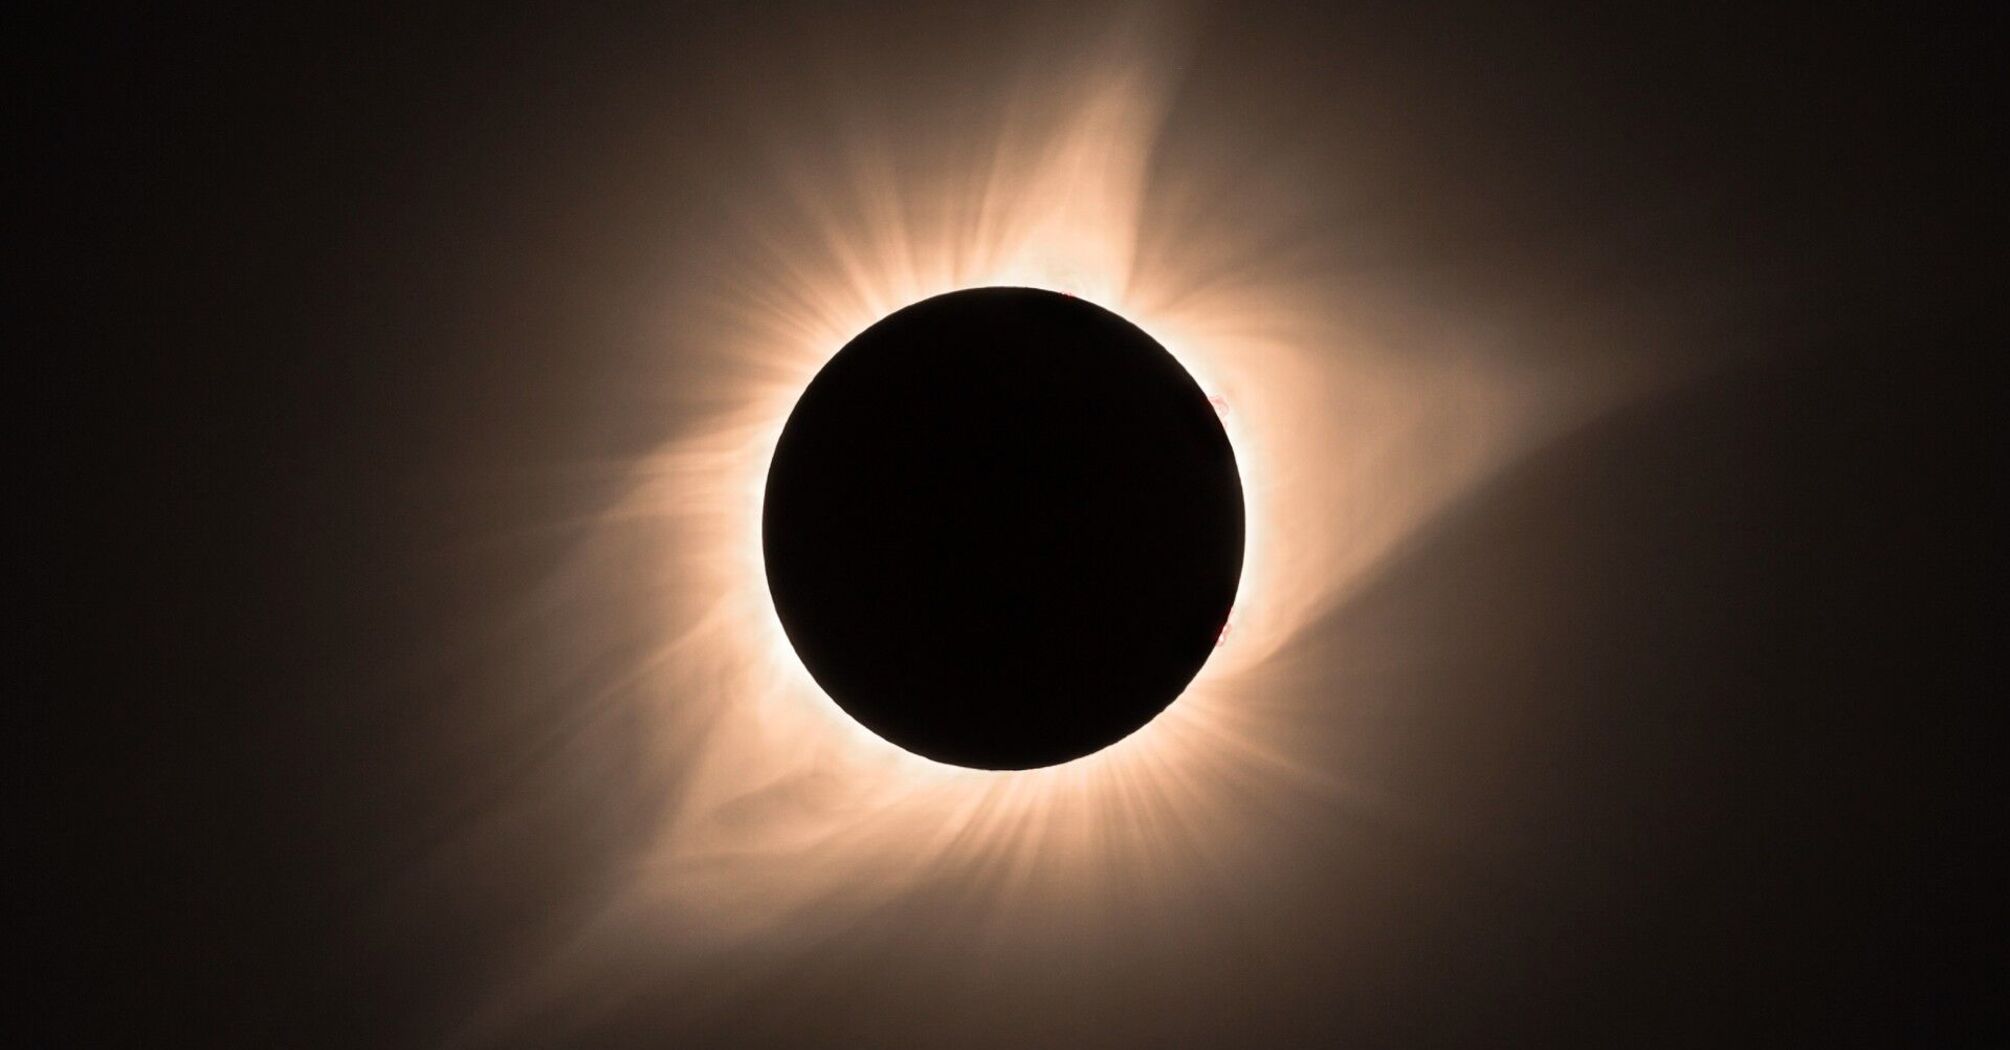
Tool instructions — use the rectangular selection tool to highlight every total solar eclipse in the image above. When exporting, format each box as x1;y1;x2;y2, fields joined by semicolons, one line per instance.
763;287;1244;770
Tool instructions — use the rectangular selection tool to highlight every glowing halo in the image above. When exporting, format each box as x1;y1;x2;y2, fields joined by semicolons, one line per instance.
626;87;1523;918
452;13;1649;1041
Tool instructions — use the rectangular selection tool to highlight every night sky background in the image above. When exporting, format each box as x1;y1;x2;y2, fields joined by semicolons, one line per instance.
28;3;1995;1047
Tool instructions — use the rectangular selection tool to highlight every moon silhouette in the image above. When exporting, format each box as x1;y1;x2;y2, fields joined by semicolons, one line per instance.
763;287;1244;769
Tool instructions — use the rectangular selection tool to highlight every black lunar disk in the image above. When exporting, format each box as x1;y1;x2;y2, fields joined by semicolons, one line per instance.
763;287;1244;770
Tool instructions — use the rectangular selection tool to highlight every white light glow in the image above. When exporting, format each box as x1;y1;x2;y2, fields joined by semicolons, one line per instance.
453;13;1651;1039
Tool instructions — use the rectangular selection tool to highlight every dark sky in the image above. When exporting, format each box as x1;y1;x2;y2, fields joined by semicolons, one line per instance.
28;3;1994;1047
